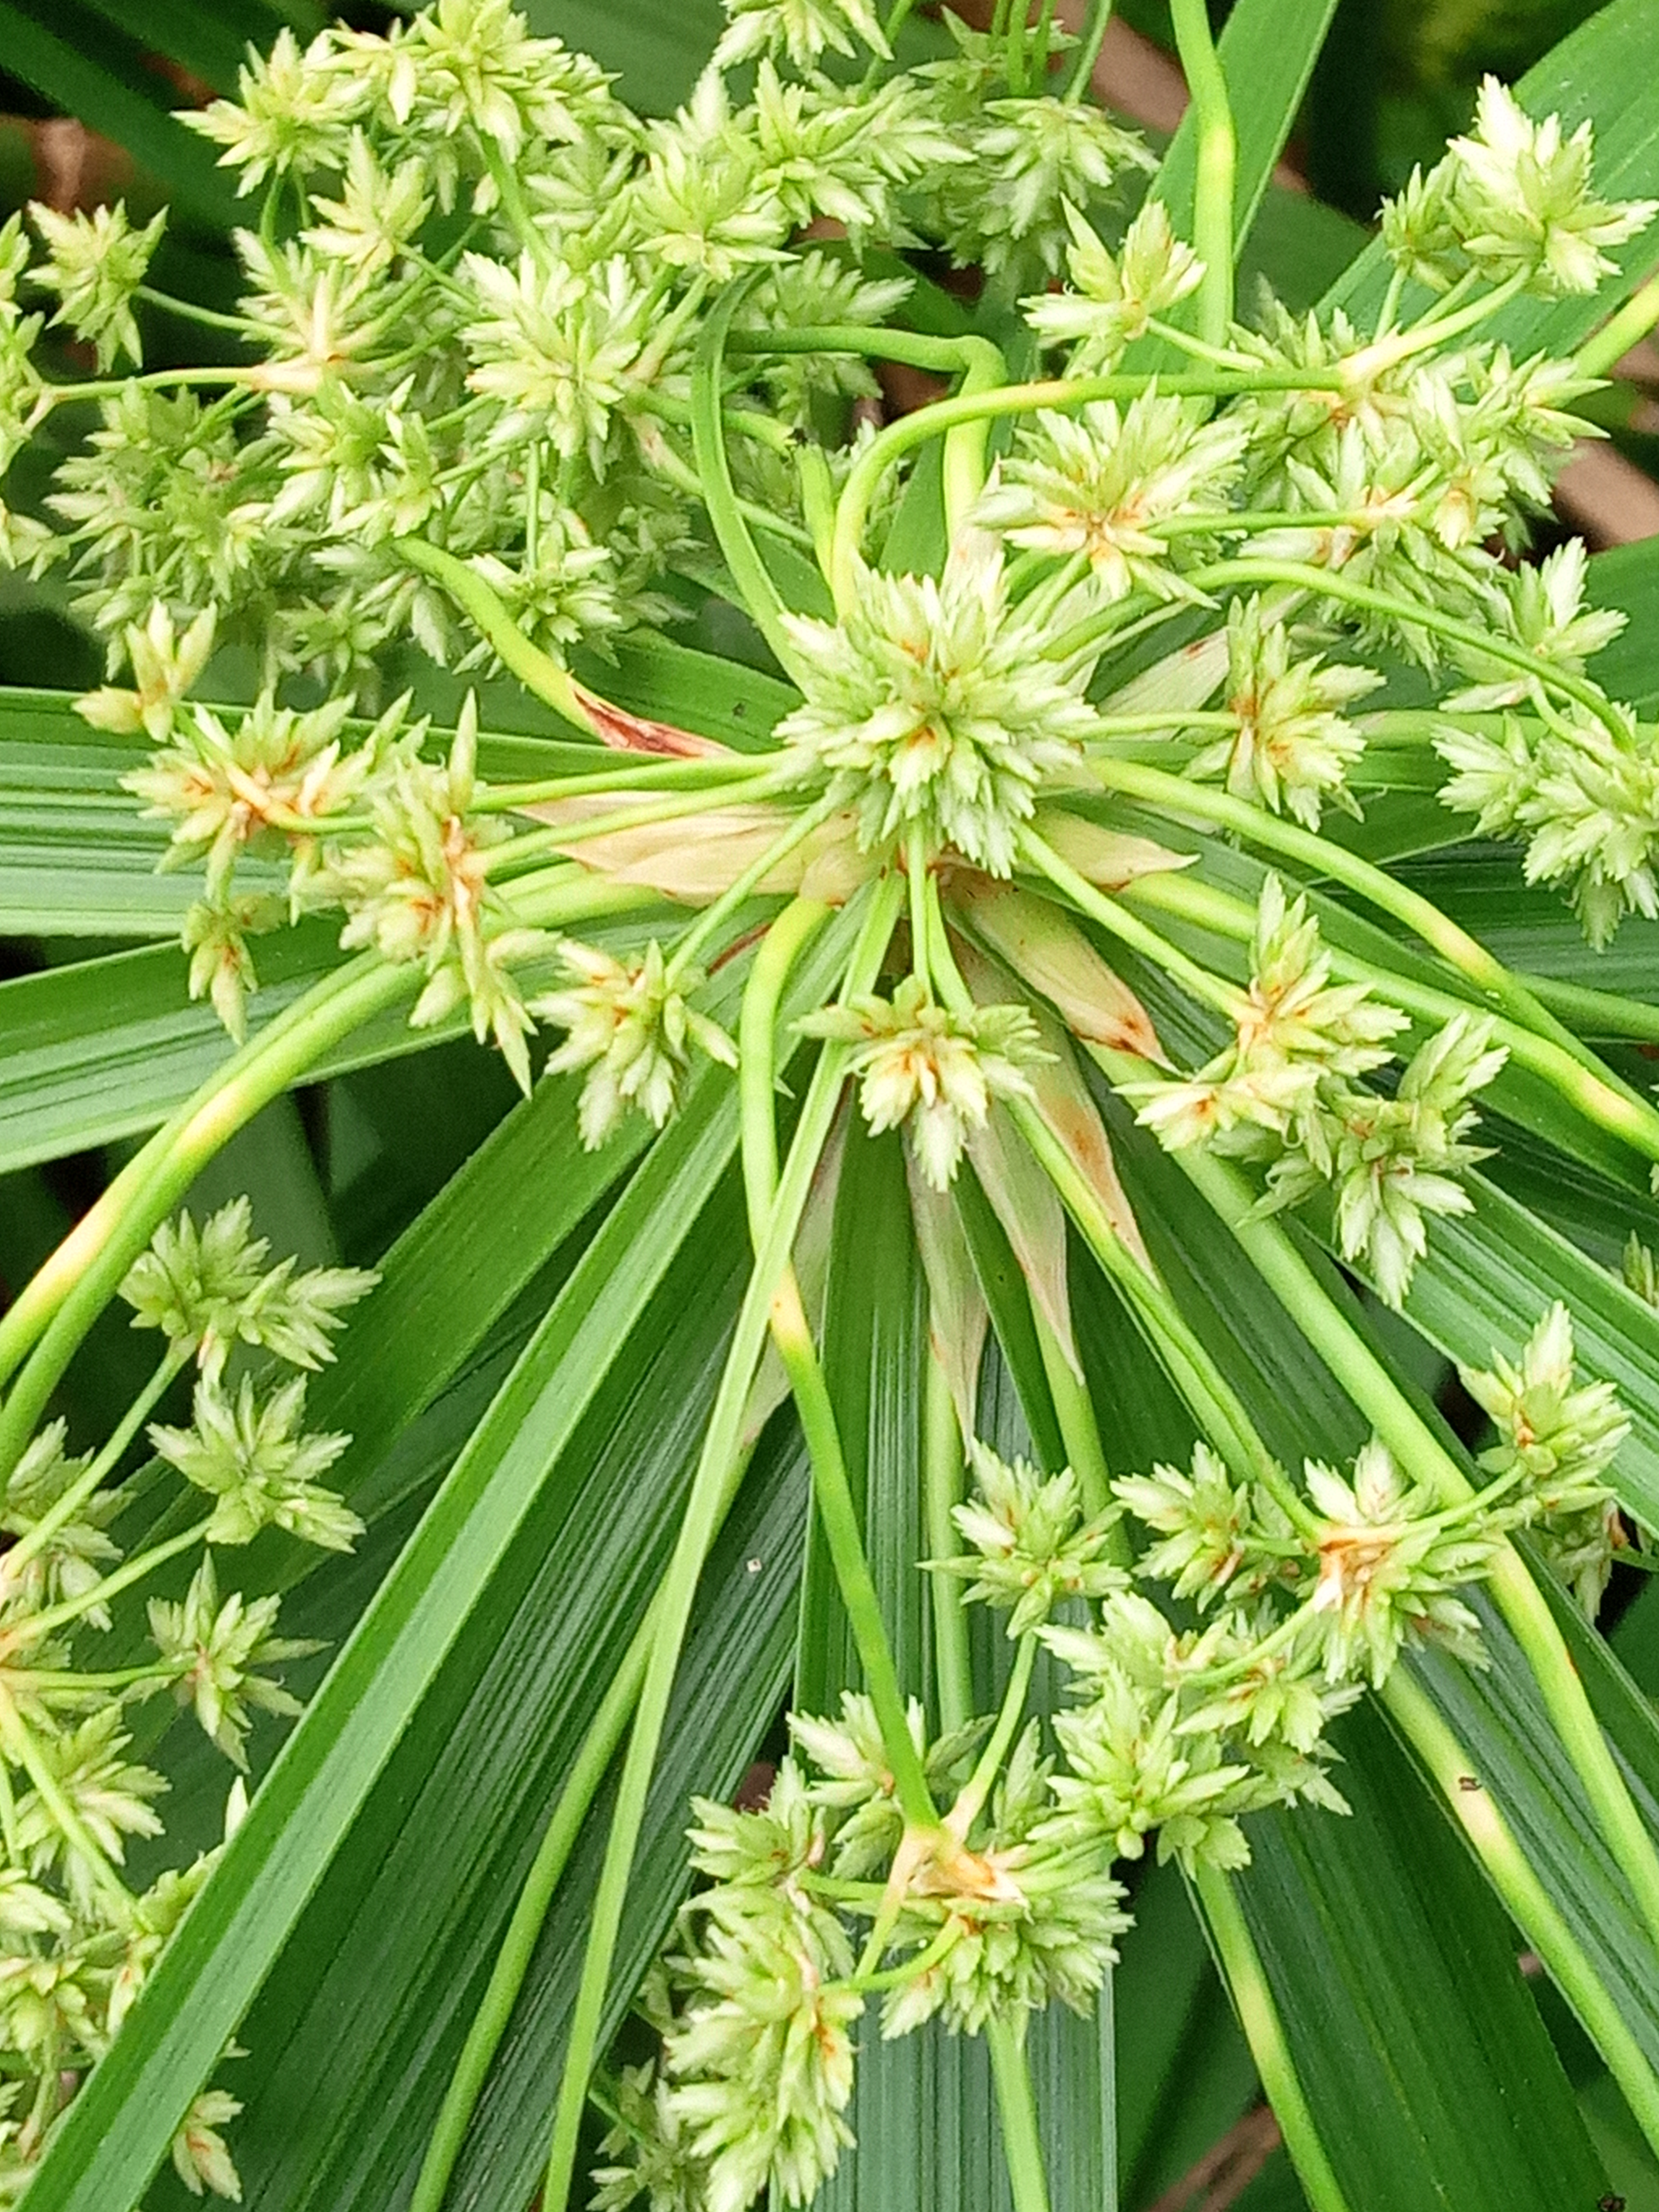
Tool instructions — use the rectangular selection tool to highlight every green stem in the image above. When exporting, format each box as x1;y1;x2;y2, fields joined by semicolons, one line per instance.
132;287;250;336
739;889;936;1826
829;368;1342;602
524;441;541;570
1519;972;1659;1045
1143;317;1259;370
417;902;829;2212
738;897;834;1236
1192;1863;1352;2212
481;141;548;267
0;1690;132;1922
1577;271;1659;379
410;1595;650;2212
540;878;903;2212
480;758;776;811
0;958;408;1456
3;1520;211;1654
986;2016;1053;2212
1064;0;1115;99
395;539;592;732
644;429;817;553
2;1346;188;1583
842;1918;962;1994
1017;825;1244;1020
1081;756;1636;1081
770;1279;937;1827
1180;556;1627;737
924;1350;974;1734
949;1634;1034;1837
907;827;935;998
1382;1667;1659;2159
727;327;998;374
0;1757;18;1863
1160;1132;1659;1958
1031;1306;1117;1529
39;366;251;409
692;286;803;677
798;440;838;577
641;388;796;458
0;877;650;1457
1005;0;1030;92
942;339;1011;545
668;792;841;983
1168;0;1237;345
1004;1094;1318;1540
13;1666;172;1695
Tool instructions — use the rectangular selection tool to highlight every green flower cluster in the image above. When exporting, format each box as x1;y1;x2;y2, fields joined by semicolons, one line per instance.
0;1202;372;2201
799;975;1048;1191
607;1382;1591;2212
1131;877;1506;1304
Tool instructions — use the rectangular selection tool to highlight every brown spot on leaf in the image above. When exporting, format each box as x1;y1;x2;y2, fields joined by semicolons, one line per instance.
571;681;731;758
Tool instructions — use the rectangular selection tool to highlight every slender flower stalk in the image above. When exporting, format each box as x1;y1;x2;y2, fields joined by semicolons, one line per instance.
541;877;904;2212
1168;0;1236;344
1192;1865;1352;2212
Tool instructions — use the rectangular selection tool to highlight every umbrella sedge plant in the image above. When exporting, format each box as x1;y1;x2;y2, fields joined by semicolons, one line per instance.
0;0;1659;2205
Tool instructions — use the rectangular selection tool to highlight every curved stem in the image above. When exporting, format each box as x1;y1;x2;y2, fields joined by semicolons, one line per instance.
1081;757;1641;1086
1578;270;1659;380
0;876;651;1459
1168;0;1236;345
2;1346;188;1584
728;327;1000;375
1121;865;1659;1172
0;958;408;1465
692;285;803;676
1064;0;1115;99
841;1916;962;1994
942;339;1012;546
829;368;1341;601
395;539;593;732
1181;557;1626;736
1192;1863;1352;2212
541;878;903;2212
